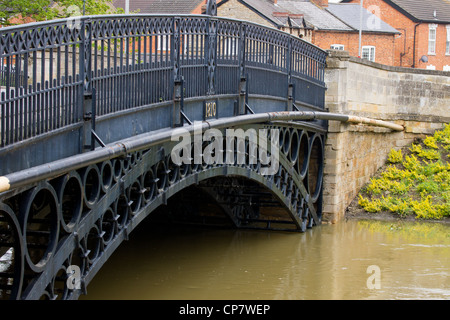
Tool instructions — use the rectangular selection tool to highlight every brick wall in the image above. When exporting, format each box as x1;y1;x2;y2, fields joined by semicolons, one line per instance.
415;23;450;71
310;0;329;7
217;0;398;66
313;30;396;65
347;0;450;71
322;50;450;223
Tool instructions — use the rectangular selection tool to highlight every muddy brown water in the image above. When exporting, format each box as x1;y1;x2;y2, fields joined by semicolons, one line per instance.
81;218;449;300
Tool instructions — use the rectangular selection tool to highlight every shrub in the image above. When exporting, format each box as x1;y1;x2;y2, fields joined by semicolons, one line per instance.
357;124;450;220
410;143;440;160
423;136;438;149
402;154;421;170
387;149;403;163
416;180;440;194
358;195;382;213
411;196;443;219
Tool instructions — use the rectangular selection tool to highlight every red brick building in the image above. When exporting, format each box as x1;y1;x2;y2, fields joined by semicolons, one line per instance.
343;0;450;71
113;0;211;14
312;1;401;66
217;0;400;66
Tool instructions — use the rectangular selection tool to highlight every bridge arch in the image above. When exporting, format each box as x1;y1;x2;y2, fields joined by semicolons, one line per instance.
0;122;324;299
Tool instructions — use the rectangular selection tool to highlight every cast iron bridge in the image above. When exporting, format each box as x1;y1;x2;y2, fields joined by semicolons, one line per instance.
0;2;330;299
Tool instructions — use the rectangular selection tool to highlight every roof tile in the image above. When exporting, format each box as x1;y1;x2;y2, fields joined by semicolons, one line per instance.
113;0;205;14
326;3;399;34
388;0;450;22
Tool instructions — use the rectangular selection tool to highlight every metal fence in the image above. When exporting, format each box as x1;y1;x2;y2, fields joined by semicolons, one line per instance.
0;14;327;148
0;65;26;87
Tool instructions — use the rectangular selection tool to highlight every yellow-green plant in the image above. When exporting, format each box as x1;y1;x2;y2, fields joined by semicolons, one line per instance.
381;166;404;180
411;196;444;219
358;195;383;213
410;143;440;160
357;124;450;220
387;149;403;163
402;154;421;170
386;197;410;216
423;136;439;149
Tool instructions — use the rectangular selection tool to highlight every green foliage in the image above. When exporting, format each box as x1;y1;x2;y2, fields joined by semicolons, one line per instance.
358;124;450;220
409;143;440;160
387;149;403;163
0;0;58;24
55;0;120;18
358;195;411;216
411;196;446;220
358;195;382;213
0;0;123;25
402;154;420;170
423;136;438;149
416;180;440;194
435;124;450;144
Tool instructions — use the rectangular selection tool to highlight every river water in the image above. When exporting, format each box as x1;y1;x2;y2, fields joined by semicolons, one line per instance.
82;218;450;300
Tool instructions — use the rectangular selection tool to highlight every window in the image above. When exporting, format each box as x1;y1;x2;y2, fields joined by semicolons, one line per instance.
429;24;437;55
446;25;450;55
330;44;345;50
362;46;376;62
426;64;436;70
219;37;237;58
157;32;170;53
443;65;450;72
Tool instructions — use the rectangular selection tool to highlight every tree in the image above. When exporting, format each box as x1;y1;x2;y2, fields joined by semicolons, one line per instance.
55;0;124;18
0;0;57;25
0;0;123;26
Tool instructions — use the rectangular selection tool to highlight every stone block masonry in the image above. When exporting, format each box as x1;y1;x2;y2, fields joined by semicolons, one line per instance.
322;50;450;223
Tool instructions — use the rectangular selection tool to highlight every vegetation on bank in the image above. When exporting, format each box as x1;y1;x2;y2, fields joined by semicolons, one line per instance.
358;123;450;220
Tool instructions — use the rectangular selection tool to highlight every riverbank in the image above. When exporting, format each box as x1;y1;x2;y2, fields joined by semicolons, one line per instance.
347;124;450;223
345;194;450;224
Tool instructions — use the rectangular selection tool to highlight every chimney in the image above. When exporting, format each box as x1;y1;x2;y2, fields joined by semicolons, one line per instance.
272;0;278;4
273;12;290;17
310;0;328;8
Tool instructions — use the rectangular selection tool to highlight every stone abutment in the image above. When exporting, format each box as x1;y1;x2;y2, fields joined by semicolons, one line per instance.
322;50;450;223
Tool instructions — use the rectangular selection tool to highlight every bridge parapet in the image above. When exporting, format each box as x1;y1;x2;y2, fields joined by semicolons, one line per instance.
0;13;327;175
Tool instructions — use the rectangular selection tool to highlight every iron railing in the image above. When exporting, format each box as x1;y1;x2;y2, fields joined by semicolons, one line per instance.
0;14;327;148
0;66;26;87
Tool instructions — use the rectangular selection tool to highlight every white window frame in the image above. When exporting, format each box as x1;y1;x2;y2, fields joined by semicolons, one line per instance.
157;32;170;53
426;64;436;70
443;65;450;72
446;25;450;55
428;24;437;55
219;37;237;58
330;44;345;50
361;45;376;62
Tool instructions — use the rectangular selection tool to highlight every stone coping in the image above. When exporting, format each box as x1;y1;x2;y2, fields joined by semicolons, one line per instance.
326;49;450;77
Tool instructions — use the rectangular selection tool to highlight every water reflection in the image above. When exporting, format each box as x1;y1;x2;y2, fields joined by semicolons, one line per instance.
82;219;450;300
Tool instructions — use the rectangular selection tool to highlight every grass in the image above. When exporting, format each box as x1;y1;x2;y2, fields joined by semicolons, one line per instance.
358;123;450;220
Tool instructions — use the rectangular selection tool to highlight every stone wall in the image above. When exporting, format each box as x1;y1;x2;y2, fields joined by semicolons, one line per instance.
322;50;450;223
217;0;275;28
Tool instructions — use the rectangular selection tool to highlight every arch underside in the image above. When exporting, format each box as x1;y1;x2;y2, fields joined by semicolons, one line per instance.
0;123;325;300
